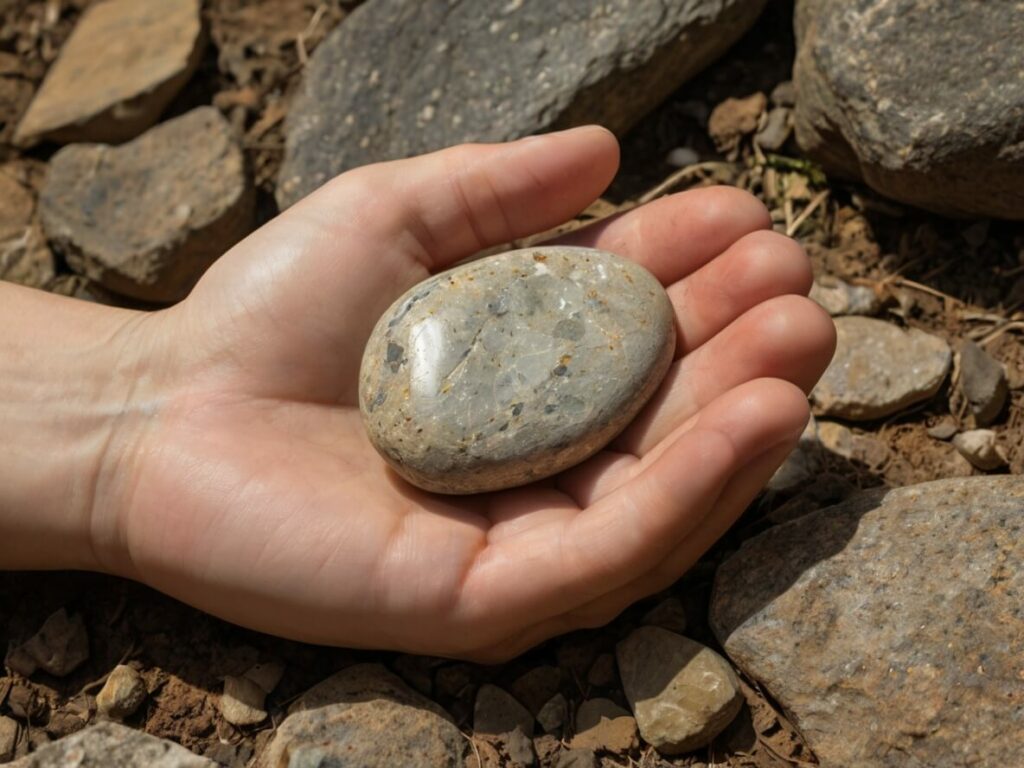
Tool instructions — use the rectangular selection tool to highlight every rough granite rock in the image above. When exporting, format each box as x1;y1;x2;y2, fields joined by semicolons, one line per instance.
8;722;214;767
40;107;253;303
277;0;768;206
360;246;675;494
959;341;1008;426
711;477;1024;768
616;627;742;755
260;663;465;767
14;0;204;146
811;317;951;420
794;0;1024;219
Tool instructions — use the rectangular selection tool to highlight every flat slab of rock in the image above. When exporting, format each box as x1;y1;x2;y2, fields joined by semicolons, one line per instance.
259;663;464;767
711;477;1024;768
277;0;768;206
14;0;204;146
9;721;214;767
794;0;1024;219
40;107;253;303
616;627;742;755
811;317;950;420
360;246;675;494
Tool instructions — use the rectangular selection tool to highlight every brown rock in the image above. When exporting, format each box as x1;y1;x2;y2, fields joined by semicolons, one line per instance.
14;0;205;146
40;107;254;302
952;429;1007;471
585;654;617;689
708;92;767;153
554;749;598;768
96;664;147;720
711;477;1024;768
260;664;464;767
10;609;89;678
0;163;54;289
570;699;638;753
811;317;951;420
617;627;742;755
536;694;568;735
0;715;19;762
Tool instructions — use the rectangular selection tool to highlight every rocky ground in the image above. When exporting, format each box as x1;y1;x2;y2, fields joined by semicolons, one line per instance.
2;1;1022;767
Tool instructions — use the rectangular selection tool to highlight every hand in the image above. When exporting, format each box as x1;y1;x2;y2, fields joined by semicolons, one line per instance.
15;127;835;660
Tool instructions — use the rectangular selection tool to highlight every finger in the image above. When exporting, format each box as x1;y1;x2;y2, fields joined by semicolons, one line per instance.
476;438;798;663
193;127;619;401
617;295;835;456
457;377;808;635
667;229;813;356
553;186;771;285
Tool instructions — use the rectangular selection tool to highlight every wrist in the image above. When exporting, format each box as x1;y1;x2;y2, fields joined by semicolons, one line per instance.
0;282;158;574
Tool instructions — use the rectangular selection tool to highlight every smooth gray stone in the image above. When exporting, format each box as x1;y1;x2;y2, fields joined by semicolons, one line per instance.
360;246;674;494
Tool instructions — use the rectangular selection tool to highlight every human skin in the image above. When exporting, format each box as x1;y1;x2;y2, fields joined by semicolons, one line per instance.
0;127;835;661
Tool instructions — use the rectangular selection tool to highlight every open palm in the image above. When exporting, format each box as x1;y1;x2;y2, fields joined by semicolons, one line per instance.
104;127;834;660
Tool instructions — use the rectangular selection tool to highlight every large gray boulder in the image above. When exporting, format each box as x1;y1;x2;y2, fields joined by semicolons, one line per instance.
278;0;768;206
794;0;1024;219
711;477;1024;767
9;722;214;767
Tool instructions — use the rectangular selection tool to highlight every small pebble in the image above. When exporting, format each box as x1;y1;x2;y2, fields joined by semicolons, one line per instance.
809;277;880;317
617;627;742;755
360;246;675;494
218;675;268;726
665;146;700;167
96;665;147;720
927;418;959;440
537;694;568;734
754;106;791;151
952;429;1007;471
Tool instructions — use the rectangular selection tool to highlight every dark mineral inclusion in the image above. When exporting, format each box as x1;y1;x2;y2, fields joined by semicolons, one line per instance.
359;246;675;494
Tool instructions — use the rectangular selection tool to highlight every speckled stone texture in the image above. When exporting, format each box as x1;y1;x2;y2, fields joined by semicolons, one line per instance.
9;722;214;767
360;246;675;494
810;316;950;420
260;664;465;768
39;107;253;303
794;0;1024;219
711;477;1024;768
277;0;768;206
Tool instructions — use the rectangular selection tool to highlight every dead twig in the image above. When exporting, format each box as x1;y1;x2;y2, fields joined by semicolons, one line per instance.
786;189;829;237
295;3;328;66
637;162;737;205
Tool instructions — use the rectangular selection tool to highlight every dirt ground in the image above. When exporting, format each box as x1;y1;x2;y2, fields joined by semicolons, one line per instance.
2;1;1022;766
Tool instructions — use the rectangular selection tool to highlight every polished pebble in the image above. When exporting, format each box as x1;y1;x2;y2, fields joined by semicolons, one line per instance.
359;246;675;494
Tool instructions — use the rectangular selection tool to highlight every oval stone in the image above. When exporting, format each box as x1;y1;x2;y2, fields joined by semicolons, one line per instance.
359;246;675;494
